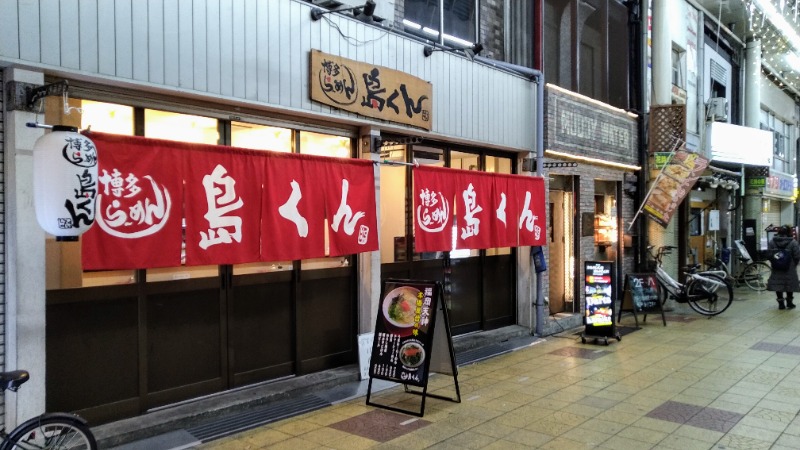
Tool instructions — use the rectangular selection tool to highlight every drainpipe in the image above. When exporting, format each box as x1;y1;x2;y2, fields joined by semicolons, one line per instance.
474;56;545;336
534;74;545;336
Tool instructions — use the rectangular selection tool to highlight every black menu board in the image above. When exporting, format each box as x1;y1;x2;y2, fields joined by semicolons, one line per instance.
626;274;661;312
584;261;615;337
369;280;440;387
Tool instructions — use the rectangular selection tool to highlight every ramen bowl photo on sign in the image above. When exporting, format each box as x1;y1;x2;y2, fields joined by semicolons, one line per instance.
383;286;421;330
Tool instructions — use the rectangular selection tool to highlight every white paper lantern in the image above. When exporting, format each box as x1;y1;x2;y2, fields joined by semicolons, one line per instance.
33;126;98;240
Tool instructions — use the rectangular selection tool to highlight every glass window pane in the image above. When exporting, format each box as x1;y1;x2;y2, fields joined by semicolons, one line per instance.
144;111;220;280
43;99;136;289
444;0;476;43
81;100;135;135
450;150;479;259
46;238;136;289
233;261;292;275
486;155;512;255
411;146;445;260
145;110;219;144
231;122;293;152
380;145;408;264
299;131;351;157
404;0;441;38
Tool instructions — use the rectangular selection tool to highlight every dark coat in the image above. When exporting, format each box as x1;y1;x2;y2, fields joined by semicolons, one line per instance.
766;236;800;292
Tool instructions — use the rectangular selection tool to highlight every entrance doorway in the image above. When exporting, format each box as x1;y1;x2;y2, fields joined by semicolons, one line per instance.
548;176;576;314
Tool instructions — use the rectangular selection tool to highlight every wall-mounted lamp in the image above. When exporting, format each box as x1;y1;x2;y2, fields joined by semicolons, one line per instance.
423;43;484;61
310;0;376;21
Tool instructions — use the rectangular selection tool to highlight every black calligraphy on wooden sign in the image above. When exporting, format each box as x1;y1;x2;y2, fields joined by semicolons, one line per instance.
310;50;433;130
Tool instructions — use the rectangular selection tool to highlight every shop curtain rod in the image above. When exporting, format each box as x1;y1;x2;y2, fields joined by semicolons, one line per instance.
376;159;420;167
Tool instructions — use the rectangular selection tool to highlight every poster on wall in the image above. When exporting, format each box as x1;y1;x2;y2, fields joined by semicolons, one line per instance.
643;149;709;227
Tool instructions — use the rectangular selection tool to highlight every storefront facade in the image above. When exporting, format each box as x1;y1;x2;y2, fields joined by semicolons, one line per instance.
542;85;639;330
1;0;540;426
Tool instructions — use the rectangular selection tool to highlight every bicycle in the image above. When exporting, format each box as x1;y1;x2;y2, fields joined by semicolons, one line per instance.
649;245;734;316
0;370;97;450
705;240;771;291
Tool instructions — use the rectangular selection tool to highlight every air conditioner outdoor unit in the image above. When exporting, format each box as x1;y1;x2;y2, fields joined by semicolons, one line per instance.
707;97;728;122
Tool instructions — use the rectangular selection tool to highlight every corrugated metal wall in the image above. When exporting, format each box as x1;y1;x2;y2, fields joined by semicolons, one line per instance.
0;0;535;151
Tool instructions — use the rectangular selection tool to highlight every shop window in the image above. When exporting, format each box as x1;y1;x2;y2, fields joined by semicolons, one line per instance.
230;123;293;274
485;155;512;256
412;146;445;261
144;110;219;144
450;150;480;259
143;110;220;281
298;131;354;270
44;99;136;289
231;122;293;152
299;131;351;158
380;145;409;264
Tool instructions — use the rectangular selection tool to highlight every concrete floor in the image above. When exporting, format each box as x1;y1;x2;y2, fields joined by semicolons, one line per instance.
195;287;800;449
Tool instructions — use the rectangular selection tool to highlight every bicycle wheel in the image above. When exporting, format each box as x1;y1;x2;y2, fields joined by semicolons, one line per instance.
3;415;97;450
686;273;733;316
743;262;771;291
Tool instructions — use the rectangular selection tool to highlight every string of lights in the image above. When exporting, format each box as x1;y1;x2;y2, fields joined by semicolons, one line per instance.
744;0;800;97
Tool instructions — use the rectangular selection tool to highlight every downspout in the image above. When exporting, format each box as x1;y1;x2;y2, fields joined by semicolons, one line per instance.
534;74;545;337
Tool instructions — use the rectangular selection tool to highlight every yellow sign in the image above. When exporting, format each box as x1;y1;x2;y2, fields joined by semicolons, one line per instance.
310;50;433;130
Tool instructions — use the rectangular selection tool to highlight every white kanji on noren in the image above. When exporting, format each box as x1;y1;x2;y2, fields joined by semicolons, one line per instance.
199;164;243;249
460;182;483;239
331;178;365;235
97;169;172;238
519;191;542;241
496;192;507;225
278;180;309;237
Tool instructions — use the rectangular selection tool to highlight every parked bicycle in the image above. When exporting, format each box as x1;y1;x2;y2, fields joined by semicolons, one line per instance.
649;245;734;316
705;240;771;291
0;370;97;450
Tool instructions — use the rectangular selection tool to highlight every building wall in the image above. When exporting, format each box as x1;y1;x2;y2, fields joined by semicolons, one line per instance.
0;0;536;152
479;0;505;60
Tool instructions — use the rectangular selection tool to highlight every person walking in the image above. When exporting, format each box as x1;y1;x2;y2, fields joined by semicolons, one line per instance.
767;225;800;310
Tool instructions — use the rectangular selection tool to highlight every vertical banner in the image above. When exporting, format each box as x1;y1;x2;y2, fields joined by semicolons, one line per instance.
82;133;184;269
318;158;379;256
643;150;709;227
453;172;493;250
413;166;456;252
516;176;547;246
183;148;263;265
261;154;327;261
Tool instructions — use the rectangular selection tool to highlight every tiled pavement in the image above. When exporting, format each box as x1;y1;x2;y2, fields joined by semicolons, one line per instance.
198;288;800;449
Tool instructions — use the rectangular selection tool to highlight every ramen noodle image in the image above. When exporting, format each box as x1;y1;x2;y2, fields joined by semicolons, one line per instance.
399;342;425;368
383;287;420;328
